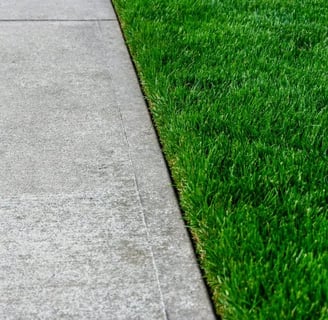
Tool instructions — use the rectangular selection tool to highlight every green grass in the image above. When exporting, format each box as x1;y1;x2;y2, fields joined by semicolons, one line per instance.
111;0;328;318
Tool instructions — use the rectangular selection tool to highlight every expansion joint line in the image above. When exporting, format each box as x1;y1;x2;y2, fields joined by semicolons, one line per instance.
101;25;169;318
0;19;117;22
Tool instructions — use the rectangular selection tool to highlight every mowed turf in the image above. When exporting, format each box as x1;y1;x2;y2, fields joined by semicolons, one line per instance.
112;0;328;318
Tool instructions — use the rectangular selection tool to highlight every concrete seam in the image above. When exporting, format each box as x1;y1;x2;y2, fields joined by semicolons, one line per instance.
115;95;169;320
94;21;168;320
0;19;117;22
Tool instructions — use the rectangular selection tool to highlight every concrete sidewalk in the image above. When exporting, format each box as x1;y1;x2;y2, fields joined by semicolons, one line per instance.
0;1;216;319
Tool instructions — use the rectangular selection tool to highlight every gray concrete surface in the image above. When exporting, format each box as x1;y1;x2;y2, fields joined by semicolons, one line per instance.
0;1;217;319
0;0;115;20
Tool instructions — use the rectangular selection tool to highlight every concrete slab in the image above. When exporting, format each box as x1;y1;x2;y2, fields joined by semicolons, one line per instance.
0;16;216;320
0;193;165;319
0;21;126;195
0;0;115;20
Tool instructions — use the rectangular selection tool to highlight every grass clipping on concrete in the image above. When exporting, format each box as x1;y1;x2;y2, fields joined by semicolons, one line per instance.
112;0;328;318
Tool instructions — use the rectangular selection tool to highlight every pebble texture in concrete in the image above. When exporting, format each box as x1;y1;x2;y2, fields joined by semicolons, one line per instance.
0;1;217;319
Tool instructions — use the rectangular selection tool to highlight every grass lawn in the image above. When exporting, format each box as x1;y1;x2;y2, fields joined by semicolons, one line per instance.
112;0;328;318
